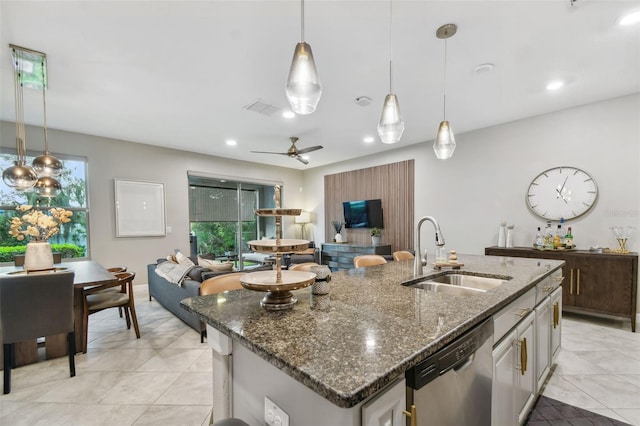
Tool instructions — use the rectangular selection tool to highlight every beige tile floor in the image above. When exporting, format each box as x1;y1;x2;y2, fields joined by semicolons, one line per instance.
1;285;639;426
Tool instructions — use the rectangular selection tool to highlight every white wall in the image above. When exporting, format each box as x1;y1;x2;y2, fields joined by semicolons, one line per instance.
1;121;305;284
304;94;640;257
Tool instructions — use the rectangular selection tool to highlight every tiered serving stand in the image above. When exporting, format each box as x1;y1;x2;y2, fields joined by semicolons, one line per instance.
240;186;316;311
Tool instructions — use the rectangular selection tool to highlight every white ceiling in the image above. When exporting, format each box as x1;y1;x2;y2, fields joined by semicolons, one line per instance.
1;1;639;170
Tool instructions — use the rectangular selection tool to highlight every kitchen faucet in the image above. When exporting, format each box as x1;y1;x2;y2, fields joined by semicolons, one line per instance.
414;216;445;277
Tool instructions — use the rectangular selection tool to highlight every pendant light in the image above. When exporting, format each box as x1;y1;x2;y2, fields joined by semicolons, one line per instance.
377;0;404;144
285;0;322;115
433;24;457;160
2;46;38;191
32;54;62;197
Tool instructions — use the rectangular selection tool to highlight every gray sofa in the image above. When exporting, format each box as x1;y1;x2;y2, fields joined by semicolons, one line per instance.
147;247;320;333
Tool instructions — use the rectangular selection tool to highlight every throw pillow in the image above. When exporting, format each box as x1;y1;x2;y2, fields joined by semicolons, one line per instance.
198;256;234;271
176;251;195;267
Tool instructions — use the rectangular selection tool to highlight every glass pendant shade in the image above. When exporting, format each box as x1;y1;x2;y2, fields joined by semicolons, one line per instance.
433;120;456;159
2;160;38;191
285;42;322;115
377;94;405;144
34;175;62;197
33;153;63;177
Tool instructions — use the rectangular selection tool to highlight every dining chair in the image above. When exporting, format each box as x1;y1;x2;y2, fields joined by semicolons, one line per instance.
102;266;128;318
353;255;387;268
82;271;140;353
199;272;246;342
288;262;319;271
393;250;415;261
1;271;76;394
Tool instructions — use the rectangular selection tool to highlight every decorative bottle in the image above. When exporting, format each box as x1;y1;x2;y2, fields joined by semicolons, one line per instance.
564;227;574;249
498;221;507;247
544;221;554;249
535;227;543;249
506;224;515;248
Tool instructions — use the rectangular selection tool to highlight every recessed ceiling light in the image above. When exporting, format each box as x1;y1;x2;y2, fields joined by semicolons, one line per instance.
546;80;564;91
620;10;640;26
282;110;295;119
363;136;375;143
226;139;237;146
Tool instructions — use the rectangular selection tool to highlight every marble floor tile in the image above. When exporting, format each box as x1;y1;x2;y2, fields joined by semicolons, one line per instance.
541;374;606;410
188;349;213;372
613;408;640;426
35;371;125;404
132;405;212;426
99;371;181;404
562;374;640;409
153;372;213;405
552;348;607;375
136;348;208;372
75;348;159;372
571;350;640;374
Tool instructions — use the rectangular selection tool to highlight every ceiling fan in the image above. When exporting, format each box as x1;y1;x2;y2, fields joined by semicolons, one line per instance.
251;137;323;165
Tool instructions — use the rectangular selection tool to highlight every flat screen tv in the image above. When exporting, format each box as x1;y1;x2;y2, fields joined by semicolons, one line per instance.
343;199;383;229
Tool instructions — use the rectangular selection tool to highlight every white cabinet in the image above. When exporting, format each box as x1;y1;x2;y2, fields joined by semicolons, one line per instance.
550;287;562;362
516;313;536;425
492;310;535;426
361;378;406;426
535;298;551;392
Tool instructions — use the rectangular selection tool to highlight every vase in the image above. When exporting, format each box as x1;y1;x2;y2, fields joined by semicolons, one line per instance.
24;241;54;271
334;233;343;243
371;236;381;245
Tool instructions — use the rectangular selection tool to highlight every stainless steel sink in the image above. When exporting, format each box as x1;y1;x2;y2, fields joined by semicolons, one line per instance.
427;274;506;291
409;281;486;297
402;273;510;297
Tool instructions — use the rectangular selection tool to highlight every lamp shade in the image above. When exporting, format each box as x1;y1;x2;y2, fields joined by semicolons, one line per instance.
285;42;322;115
2;161;38;191
377;94;405;144
295;211;311;224
34;176;62;198
32;153;63;177
433;120;456;159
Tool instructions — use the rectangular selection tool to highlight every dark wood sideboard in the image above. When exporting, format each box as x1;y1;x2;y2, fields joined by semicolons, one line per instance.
485;246;638;332
321;243;392;271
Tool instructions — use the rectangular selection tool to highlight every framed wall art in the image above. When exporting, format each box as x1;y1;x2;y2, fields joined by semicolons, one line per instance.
114;179;166;237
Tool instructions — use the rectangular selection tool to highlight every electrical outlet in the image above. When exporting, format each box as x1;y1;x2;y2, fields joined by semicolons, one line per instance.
264;396;290;426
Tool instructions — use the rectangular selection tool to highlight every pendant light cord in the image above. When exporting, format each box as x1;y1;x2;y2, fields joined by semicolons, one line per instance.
389;0;393;93
41;58;50;154
443;37;448;120
13;48;26;162
300;0;305;42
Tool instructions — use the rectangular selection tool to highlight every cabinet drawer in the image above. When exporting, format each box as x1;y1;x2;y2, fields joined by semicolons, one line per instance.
493;287;536;345
536;270;563;304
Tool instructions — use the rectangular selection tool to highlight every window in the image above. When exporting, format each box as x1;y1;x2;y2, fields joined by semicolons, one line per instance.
0;151;89;262
187;173;279;270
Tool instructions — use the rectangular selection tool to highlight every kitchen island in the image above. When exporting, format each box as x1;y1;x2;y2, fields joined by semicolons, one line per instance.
181;254;564;425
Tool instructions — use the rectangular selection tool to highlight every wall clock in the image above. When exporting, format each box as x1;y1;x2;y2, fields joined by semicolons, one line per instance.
526;166;598;221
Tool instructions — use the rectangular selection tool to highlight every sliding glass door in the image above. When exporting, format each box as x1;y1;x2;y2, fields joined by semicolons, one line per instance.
187;174;279;270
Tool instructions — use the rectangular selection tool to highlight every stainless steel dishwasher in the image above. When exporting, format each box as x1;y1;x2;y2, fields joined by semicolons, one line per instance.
405;318;494;426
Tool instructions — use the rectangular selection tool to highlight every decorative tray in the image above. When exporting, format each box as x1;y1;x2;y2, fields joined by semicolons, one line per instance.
247;239;309;253
255;208;302;217
241;270;316;311
6;267;69;275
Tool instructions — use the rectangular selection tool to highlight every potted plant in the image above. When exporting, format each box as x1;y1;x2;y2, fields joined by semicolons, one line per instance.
371;227;381;245
331;220;344;243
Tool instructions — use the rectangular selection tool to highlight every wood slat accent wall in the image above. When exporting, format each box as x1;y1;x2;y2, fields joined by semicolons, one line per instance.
324;160;414;252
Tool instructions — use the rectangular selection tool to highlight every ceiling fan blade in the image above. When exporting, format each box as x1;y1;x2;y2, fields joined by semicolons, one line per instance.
295;156;309;165
250;151;288;156
296;145;323;155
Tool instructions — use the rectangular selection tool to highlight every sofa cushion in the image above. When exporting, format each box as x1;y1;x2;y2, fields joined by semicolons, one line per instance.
176;251;195;266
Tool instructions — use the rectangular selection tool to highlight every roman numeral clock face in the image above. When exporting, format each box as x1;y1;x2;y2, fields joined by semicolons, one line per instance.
526;167;598;221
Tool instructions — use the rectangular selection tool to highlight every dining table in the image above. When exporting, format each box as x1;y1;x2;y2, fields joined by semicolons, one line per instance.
0;260;117;366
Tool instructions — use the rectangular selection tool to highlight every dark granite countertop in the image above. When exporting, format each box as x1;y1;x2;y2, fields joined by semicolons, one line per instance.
181;254;564;408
